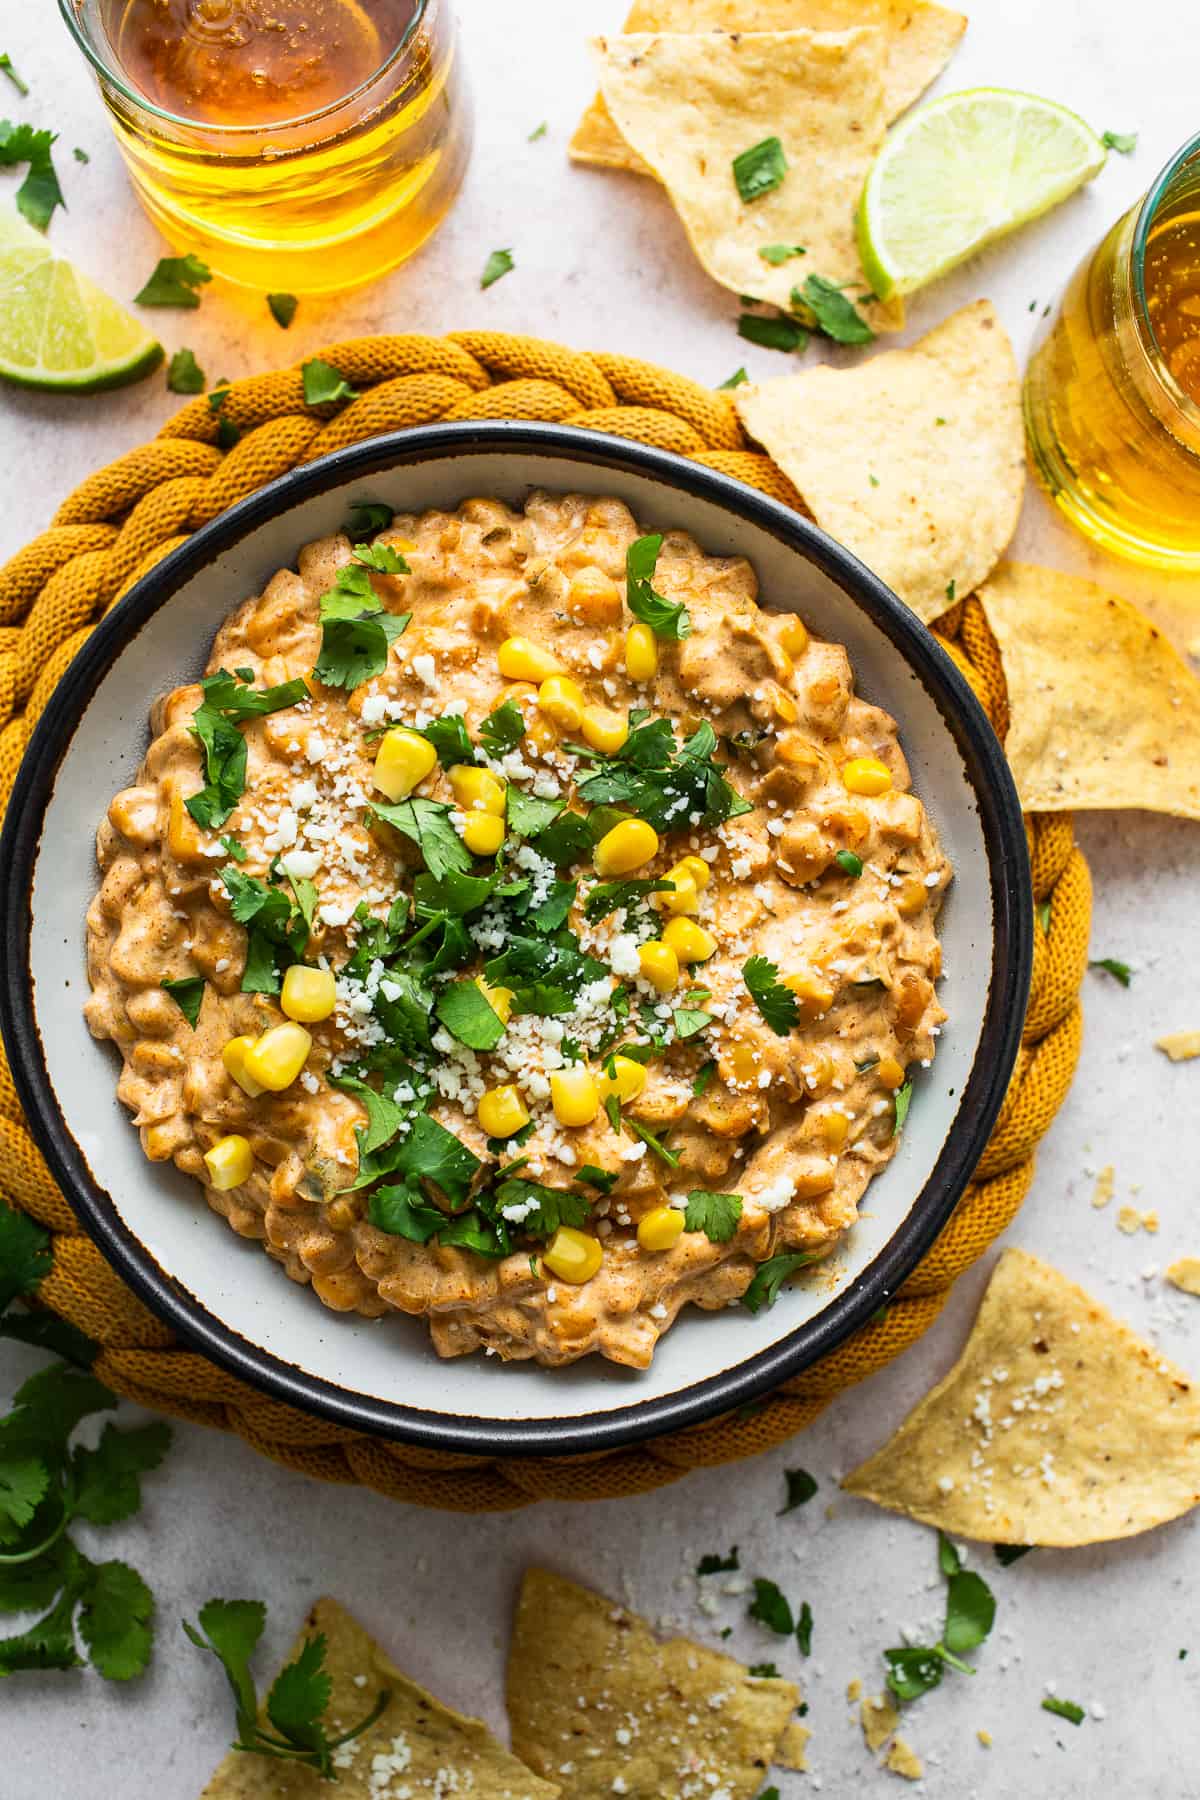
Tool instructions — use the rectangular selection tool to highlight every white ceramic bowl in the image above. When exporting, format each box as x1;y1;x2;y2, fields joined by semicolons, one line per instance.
0;424;1031;1455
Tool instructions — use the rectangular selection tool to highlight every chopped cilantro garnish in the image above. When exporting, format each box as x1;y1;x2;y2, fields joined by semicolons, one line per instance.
743;955;799;1036
528;121;548;141
478;697;527;755
370;797;472;881
759;243;805;265
186;669;307;831
342;499;395;540
159;976;205;1029
738;313;807;353
134;253;211;307
489;1179;589;1239
946;578;956;601
1102;129;1137;154
796;1600;813;1656
696;1546;739;1576
0;121;65;232
748;1578;793;1635
416;712;475;768
314;550;410;690
1042;1696;1085;1725
584;875;672;921
883;1533;997;1703
576;718;749;833
434;979;506;1051
578;1165;617;1194
683;1190;742;1243
793;273;874;345
627;1119;678;1168
673;1006;713;1041
748;1663;780;1679
0;54;29;96
893;1079;913;1135
834;849;863;877
692;1059;717;1097
1090;957;1132;987
741;1252;815;1315
885;1646;945;1700
266;292;297;329
506;790;562;840
994;1544;1034;1565
481;249;514;289
166;348;205;395
302;357;358;406
718;366;749;389
779;1469;817;1513
625;534;691;641
732;135;788;203
221;868;311;995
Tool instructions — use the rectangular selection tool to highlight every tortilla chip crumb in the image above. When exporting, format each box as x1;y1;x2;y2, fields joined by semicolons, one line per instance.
775;1720;811;1771
885;1736;924;1780
1157;1030;1200;1062
977;1727;993;1748
1091;1165;1115;1209
846;1677;863;1703
862;1693;901;1752
1118;1205;1157;1235
824;1502;838;1521
1167;1257;1200;1297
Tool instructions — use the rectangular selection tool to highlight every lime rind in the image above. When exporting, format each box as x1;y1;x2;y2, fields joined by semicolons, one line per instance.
858;87;1109;300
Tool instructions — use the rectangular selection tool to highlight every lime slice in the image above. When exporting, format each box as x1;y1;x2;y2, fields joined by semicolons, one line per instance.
0;207;163;392
858;88;1108;300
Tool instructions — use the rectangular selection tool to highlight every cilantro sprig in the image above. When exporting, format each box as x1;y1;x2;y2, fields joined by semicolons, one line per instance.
221;867;313;996
683;1190;742;1243
185;1599;388;1778
792;274;875;345
0;120;65;230
883;1533;997;1703
740;1251;815;1314
314;545;411;691
186;668;308;831
134;253;211;308
742;955;799;1036
625;534;691;641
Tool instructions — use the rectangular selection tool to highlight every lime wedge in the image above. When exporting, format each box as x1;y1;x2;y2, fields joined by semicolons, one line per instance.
0;207;163;392
858;89;1108;300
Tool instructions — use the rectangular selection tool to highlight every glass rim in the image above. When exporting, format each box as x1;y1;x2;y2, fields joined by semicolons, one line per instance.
57;0;431;135
1131;127;1200;388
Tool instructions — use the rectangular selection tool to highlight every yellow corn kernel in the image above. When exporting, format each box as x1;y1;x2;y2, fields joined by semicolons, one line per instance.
222;1035;265;1098
594;817;659;876
779;616;809;658
819;1110;850;1153
476;976;513;1023
243;1022;313;1093
842;756;893;797
580;705;629;755
461;811;506;856
662;916;717;964
674;853;711;891
654;872;698;916
638;940;679;993
728;1040;759;1086
497;635;563;683
477;1084;530;1139
567;567;623;624
624;621;658;683
876;1055;906;1091
542;1226;604;1285
204;1134;254;1191
638;1205;685;1252
782;970;836;1020
776;732;821;774
448;763;506;816
895;876;927;917
537;675;585;731
372;727;437;801
280;965;337;1024
597;1055;646;1105
550;1066;600;1128
167;786;209;865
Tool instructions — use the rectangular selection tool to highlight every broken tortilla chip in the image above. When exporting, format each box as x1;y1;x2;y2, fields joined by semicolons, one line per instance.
842;1248;1200;1547
885;1736;924;1780
977;563;1200;819
200;1597;558;1800
507;1568;799;1799
735;300;1022;621
861;1691;900;1751
1156;1030;1200;1062
1167;1258;1200;1297
570;1;966;173
591;28;902;328
775;1719;811;1769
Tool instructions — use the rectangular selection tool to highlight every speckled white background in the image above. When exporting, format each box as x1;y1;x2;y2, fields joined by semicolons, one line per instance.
2;2;1199;1795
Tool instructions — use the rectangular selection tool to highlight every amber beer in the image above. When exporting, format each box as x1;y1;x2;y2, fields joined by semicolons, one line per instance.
1024;131;1200;569
60;0;471;293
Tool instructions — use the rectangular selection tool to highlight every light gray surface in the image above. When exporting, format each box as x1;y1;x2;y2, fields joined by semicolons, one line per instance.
1;2;1198;1796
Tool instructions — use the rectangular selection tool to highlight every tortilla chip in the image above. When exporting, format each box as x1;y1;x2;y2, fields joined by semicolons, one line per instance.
200;1597;558;1800
1167;1258;1200;1297
861;1692;900;1750
885;1736;924;1780
735;300;1022;621
977;563;1200;819
1091;1165;1114;1209
507;1568;799;1798
775;1719;811;1768
842;1248;1200;1547
570;1;966;171
591;28;902;329
1157;1030;1200;1061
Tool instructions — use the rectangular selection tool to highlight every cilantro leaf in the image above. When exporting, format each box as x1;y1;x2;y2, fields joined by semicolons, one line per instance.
9;1364;115;1451
301;356;358;406
793;274;874;345
625;534;691;640
938;1530;962;1577
0;122;65;231
184;1598;267;1738
77;1560;154;1681
718;366;748;389
481;248;514;288
578;1165;617;1194
1042;1696;1086;1725
893;1080;913;1135
732;135;788;203
995;1544;1035;1566
1090;957;1132;987
72;1422;172;1527
627;1119;678;1168
835;849;863;877
779;1469;817;1514
741;1251;814;1315
0;55;29;97
266;292;297;329
435;980;506;1051
0;1549;73;1616
796;1599;813;1656
506;790;562;840
478;698;526;755
370;1113;480;1210
220;868;309;994
327;1075;411;1159
748;1663;780;1680
160;976;205;1029
738;313;807;353
748;1578;794;1635
759;242;805;265
267;1632;332;1752
743;955;799;1035
684;1190;743;1243
0;1204;51;1314
0;1582;83;1676
0;1456;49;1537
692;1059;716;1097
696;1546;739;1576
370;797;472;881
166;348;205;394
584;876;672;921
134;253;212;307
490;1179;590;1238
1102;130;1137;154
342;499;394;540
314;559;410;690
186;670;307;831
417;712;475;768
885;1645;944;1702
943;1570;995;1656
673;1007;713;1041
0;1311;96;1369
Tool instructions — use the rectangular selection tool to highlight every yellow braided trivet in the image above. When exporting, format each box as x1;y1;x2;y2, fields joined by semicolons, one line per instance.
0;332;1090;1512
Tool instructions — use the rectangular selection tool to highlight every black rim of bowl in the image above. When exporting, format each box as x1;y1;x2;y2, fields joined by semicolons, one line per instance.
0;421;1033;1458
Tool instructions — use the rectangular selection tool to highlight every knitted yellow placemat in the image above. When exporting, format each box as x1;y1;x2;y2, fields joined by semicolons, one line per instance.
0;332;1089;1511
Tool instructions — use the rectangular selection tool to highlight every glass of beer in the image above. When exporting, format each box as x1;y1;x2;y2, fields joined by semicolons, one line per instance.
1024;130;1200;569
58;0;472;295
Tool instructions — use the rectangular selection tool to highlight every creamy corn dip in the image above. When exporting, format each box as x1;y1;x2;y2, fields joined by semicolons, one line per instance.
85;492;949;1368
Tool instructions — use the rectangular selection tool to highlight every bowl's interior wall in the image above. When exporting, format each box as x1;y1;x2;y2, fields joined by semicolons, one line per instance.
28;446;995;1428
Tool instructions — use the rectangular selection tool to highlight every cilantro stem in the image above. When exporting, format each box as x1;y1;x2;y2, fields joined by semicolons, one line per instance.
325;1688;391;1747
935;1642;976;1675
0;1477;75;1565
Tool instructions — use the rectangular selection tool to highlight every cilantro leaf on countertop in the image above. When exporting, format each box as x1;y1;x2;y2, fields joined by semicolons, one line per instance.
741;1251;815;1315
72;1422;172;1527
796;1600;813;1657
885;1645;944;1701
166;347;205;394
738;313;808;354
186;1599;388;1778
625;533;691;640
1102;130;1137;154
743;955;799;1036
370;796;473;881
732;135;788;204
1042;1696;1086;1725
793;274;875;345
718;366;748;389
0;55;29;96
994;1544;1035;1566
684;1190;743;1244
883;1530;997;1704
1090;957;1132;987
0;122;65;231
481;248;514;289
301;356;358;406
266;291;297;329
696;1546;740;1576
779;1468;817;1514
77;1561;155;1681
748;1578;794;1636
160;976;205;1029
134;253;211;307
